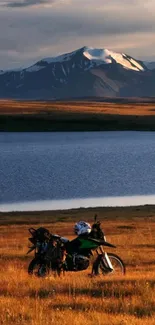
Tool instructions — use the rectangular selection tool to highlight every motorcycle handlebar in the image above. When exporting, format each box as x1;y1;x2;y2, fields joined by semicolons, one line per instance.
28;228;36;235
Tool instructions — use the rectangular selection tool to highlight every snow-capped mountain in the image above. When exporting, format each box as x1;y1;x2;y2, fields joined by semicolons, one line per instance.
0;46;155;99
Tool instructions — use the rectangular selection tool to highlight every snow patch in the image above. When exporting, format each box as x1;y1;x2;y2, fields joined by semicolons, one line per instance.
83;47;144;72
16;84;23;88
84;48;111;63
128;57;144;71
61;64;67;76
42;48;79;64
25;65;44;73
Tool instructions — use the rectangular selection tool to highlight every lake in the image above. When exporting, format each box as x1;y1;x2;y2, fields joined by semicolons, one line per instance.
0;131;155;211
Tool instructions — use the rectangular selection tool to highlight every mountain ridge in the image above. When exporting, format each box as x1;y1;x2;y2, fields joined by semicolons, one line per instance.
0;46;155;99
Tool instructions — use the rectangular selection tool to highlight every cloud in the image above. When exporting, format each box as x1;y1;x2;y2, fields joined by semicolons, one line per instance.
4;0;68;8
0;0;155;69
6;0;49;7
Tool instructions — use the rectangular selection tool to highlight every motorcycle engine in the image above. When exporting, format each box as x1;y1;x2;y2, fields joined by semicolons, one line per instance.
66;254;89;271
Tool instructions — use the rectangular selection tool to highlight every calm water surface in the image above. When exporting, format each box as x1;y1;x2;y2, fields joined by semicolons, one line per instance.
0;131;155;211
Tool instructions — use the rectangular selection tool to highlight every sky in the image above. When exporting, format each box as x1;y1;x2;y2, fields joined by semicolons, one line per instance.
0;0;155;69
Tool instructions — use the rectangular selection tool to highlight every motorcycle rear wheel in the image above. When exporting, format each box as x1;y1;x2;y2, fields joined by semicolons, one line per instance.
99;253;126;276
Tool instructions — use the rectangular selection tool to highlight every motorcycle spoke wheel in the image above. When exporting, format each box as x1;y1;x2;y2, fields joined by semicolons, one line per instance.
100;253;126;276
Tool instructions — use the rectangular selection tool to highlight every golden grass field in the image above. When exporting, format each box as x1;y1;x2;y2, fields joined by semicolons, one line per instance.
0;99;155;116
1;206;155;324
1;99;155;131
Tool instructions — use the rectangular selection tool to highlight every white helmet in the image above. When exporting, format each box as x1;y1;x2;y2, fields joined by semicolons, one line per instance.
74;221;91;236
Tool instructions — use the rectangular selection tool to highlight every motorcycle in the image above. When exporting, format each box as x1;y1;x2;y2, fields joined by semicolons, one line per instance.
27;218;126;277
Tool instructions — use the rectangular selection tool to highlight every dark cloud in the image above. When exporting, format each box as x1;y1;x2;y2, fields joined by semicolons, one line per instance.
6;0;49;8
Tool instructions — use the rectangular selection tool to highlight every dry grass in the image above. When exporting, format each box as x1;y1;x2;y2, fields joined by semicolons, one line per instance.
1;207;155;324
2;100;155;131
1;100;155;116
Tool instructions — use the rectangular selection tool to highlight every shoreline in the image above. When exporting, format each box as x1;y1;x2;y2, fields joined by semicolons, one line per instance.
1;204;155;215
1;204;155;225
1;194;155;213
2;114;155;132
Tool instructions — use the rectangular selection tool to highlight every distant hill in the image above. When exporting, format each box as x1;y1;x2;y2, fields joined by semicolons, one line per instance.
0;46;155;99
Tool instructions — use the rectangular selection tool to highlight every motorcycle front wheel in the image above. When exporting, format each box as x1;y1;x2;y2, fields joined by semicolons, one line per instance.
28;258;48;277
99;253;126;276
